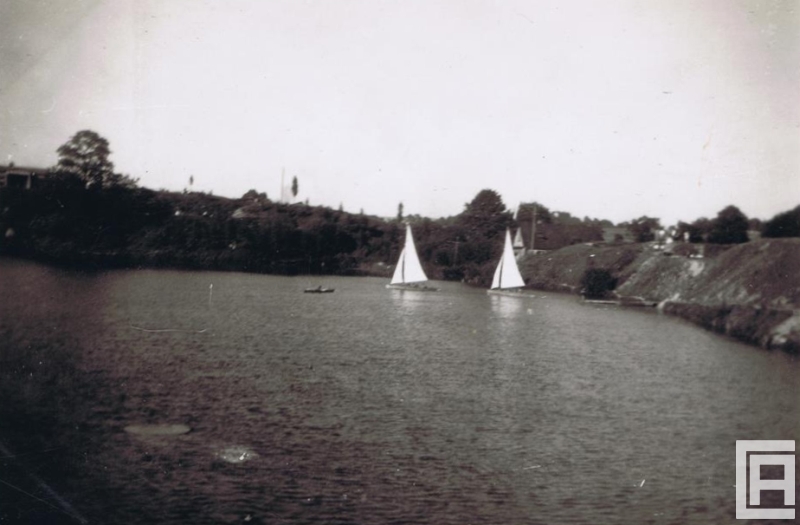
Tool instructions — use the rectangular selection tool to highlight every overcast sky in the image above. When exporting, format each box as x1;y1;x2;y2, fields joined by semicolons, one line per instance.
1;0;798;224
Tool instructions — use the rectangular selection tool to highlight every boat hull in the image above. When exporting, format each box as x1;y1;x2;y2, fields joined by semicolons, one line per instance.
581;298;617;305
386;283;439;292
581;296;656;307
486;288;533;298
304;288;335;293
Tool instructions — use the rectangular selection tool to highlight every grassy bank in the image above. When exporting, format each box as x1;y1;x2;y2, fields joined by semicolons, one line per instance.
519;238;800;353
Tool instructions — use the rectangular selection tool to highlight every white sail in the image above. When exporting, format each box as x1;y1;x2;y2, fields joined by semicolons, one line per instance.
390;224;428;285
389;248;406;284
490;229;525;289
513;227;525;249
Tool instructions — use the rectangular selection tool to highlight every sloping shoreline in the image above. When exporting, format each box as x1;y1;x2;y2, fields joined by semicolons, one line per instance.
519;238;800;353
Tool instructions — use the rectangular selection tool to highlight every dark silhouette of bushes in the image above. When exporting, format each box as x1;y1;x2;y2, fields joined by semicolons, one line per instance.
579;268;617;299
762;205;800;238
628;217;661;243
707;205;749;244
0;181;636;288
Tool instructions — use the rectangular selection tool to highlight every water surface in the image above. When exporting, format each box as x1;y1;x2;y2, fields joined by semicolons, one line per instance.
0;258;797;524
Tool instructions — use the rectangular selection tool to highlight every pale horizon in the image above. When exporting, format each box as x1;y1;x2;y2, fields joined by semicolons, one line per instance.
1;0;798;225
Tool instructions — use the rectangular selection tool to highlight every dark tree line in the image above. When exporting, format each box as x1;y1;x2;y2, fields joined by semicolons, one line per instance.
761;205;800;238
675;206;750;244
3;130;796;287
673;204;800;244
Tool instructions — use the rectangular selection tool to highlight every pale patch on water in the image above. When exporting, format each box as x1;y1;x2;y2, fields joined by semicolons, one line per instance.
216;445;258;464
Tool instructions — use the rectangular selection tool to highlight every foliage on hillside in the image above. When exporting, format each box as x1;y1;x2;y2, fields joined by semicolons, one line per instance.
6;126;789;289
579;268;617;299
762;205;800;238
0;182;400;275
514;202;606;249
518;238;800;309
707;205;749;244
1;173;632;287
519;243;644;292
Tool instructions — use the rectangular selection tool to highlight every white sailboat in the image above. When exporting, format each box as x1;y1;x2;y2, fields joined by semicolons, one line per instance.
513;228;525;250
487;228;527;296
386;224;438;291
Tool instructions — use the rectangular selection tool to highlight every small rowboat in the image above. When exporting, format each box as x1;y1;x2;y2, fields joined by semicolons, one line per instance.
304;287;335;294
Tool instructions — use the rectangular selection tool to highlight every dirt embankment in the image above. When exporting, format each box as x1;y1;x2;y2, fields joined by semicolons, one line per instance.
519;239;800;353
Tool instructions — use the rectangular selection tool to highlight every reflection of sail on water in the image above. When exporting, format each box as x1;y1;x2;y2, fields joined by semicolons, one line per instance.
390;224;428;285
489;292;525;317
388;287;426;315
490;229;525;290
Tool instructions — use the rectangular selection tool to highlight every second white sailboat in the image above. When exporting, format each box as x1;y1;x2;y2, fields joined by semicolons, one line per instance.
487;228;527;296
386;223;438;291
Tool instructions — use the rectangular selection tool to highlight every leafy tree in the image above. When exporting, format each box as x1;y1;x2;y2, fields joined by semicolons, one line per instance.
469;191;514;232
291;176;298;198
463;189;506;218
517;202;553;224
690;217;712;242
675;218;711;243
458;189;513;240
55;130;135;189
628;216;661;243
708;205;749;244
242;189;267;201
447;189;514;284
397;202;404;221
762;205;800;238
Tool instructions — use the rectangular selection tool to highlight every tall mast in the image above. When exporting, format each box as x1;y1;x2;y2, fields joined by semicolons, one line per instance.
498;242;504;288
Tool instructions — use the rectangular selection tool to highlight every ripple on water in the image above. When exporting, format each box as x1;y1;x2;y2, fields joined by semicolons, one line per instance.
123;424;191;436
2;266;798;525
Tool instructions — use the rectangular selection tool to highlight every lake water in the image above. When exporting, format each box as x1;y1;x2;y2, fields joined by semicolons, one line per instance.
0;257;798;524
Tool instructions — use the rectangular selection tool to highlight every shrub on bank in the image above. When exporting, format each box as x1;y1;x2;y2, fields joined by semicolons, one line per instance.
579;268;617;299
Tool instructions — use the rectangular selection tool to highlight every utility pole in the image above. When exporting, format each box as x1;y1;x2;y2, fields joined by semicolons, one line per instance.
280;168;285;203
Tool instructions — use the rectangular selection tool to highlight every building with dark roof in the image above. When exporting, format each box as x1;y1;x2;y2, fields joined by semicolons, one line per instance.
0;165;52;189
